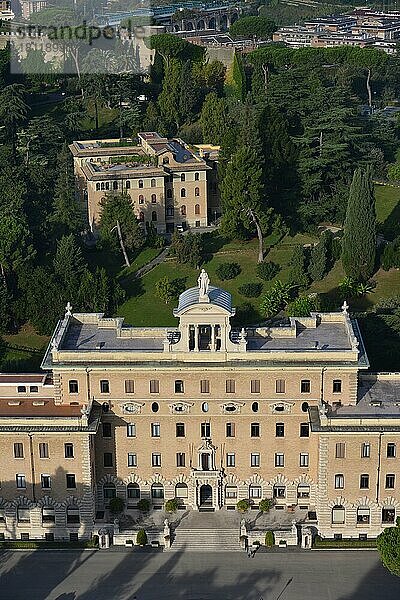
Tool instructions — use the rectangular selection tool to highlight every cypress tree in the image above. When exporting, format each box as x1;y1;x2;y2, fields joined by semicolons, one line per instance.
309;233;329;281
342;167;376;281
289;245;309;290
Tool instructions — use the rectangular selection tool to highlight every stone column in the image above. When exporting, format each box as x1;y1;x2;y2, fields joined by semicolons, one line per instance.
211;325;215;351
194;326;199;351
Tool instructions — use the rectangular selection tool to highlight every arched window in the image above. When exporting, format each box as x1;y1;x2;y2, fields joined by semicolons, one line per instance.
195;204;200;215
105;182;110;190
17;506;30;523
297;484;310;499
113;181;118;190
181;205;186;216
139;211;144;222
166;206;174;217
167;189;172;198
126;180;131;190
180;173;185;182
66;504;80;524
151;483;164;499
151;178;156;187
138;180;143;188
151;211;157;222
252;401;259;413
273;484;286;499
96;183;100;191
103;483;116;501
100;182;105;191
175;483;188;498
332;504;345;524
151;194;157;203
195;187;200;197
163;156;169;164
357;506;370;524
195;172;200;181
42;506;55;523
225;485;237;499
201;402;209;413
127;483;140;499
138;194;144;204
249;485;261;500
181;188;186;198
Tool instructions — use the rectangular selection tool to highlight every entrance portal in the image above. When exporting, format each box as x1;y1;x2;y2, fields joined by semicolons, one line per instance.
199;484;213;506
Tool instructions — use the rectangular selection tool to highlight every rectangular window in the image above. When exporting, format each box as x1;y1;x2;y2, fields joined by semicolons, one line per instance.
276;379;286;394
16;474;26;488
225;486;237;499
64;443;74;459
275;453;284;467
18;508;30;523
226;379;235;393
45;533;55;541
127;453;137;467
102;422;112;438
127;423;136;437
226;453;235;467
125;380;135;394
301;380;311;393
361;443;370;458
100;380;110;394
276;423;285;437
387;443;396;458
69;380;79;394
39;443;49;458
201;422;211;438
20;533;30;541
300;453;309;467
333;379;342;393
360;474;369;489
251;423;260;438
66;474;76;489
335;474;344;489
386;474;395;489
251;453;260;467
13;443;24;459
175;380;184;393
41;474;51;489
176;423;185;437
249;486;262;499
150;379;159;394
151;423;160;437
273;486;286;499
226;422;235;437
300;423;309;438
357;508;370;525
251;379;260;394
152;453;161;467
30;386;38;393
382;508;395;523
335;443;346;459
200;380;210;394
17;386;26;393
104;453;113;467
176;452;186;467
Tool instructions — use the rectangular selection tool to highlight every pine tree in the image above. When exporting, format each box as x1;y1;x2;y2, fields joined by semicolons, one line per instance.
342;167;376;281
50;143;85;237
309;233;329;281
289;245;309;290
53;234;86;301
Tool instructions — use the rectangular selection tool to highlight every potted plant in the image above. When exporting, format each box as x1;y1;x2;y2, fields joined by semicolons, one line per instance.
136;529;147;546
259;498;274;513
109;496;125;515
265;530;275;548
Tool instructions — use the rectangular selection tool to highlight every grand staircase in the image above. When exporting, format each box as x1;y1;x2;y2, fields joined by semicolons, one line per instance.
170;527;241;552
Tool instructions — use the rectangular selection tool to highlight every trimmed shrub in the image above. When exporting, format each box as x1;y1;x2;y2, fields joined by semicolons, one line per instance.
137;499;150;512
314;537;376;549
136;529;148;546
256;260;280;281
286;295;316;317
238;282;263;297
259;498;273;513
109;496;125;515
236;499;250;513
165;498;179;513
265;531;275;548
216;262;241;280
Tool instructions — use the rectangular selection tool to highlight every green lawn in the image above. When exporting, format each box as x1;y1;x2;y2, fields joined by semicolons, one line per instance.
1;325;49;373
375;183;400;240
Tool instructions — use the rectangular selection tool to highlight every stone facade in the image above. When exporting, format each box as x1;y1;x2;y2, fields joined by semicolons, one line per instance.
1;275;400;544
70;132;220;235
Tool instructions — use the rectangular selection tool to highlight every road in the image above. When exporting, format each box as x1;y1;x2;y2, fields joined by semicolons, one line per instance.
1;548;399;600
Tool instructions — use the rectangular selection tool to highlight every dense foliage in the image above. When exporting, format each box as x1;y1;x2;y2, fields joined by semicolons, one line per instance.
377;519;400;577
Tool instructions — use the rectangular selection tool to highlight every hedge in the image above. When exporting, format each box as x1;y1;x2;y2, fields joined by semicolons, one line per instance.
313;538;376;548
0;536;99;550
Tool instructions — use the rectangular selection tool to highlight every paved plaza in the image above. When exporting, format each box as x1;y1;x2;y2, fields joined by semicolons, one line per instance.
1;548;400;600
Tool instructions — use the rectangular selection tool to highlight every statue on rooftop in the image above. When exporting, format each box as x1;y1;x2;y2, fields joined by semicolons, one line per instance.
198;269;210;298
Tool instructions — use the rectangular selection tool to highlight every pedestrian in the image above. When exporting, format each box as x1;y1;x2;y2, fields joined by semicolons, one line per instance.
247;546;251;558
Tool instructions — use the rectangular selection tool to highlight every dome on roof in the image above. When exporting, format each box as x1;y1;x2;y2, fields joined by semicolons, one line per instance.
174;286;232;315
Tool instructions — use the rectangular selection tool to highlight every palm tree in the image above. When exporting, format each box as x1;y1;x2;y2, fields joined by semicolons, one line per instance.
0;84;29;158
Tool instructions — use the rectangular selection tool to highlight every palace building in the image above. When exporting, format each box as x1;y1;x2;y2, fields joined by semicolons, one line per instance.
0;274;400;545
69;132;220;235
